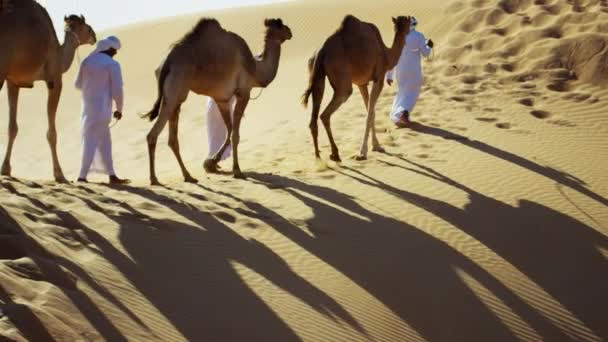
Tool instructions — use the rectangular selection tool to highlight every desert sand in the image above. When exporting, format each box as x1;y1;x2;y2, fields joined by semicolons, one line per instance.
1;0;608;341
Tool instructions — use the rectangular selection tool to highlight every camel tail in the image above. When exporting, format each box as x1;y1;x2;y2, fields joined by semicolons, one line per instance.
301;49;326;108
141;59;171;121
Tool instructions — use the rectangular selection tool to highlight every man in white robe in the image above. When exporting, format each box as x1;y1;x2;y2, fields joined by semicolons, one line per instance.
386;17;434;128
75;36;130;184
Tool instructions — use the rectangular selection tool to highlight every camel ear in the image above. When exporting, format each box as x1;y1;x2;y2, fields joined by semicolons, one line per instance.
80;15;86;22
392;17;397;24
264;19;272;27
277;19;283;27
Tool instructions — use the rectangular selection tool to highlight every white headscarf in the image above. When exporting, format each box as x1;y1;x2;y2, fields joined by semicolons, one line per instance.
88;36;122;57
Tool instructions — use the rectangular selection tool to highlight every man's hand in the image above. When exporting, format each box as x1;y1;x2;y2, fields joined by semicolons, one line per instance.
113;111;123;120
387;79;393;86
427;39;434;48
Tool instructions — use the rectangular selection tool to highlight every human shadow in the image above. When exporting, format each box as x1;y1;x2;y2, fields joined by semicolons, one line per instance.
409;122;608;207
339;156;608;340
0;196;129;342
49;183;365;341
237;172;583;341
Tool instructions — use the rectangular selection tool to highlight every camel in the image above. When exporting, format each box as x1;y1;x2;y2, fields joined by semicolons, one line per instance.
0;0;97;182
143;18;292;185
302;15;411;161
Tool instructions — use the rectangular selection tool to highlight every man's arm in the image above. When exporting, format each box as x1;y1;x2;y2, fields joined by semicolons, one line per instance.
420;33;432;58
109;62;124;114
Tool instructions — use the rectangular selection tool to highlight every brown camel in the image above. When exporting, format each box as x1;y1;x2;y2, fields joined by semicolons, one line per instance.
143;18;292;185
0;0;96;182
302;15;411;161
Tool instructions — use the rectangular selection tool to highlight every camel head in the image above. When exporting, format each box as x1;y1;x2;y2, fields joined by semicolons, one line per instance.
392;16;412;37
264;18;292;43
64;14;97;46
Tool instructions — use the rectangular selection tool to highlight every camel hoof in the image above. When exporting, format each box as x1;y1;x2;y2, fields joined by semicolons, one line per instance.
203;159;220;174
0;166;10;177
55;175;69;184
233;171;247;180
355;155;367;161
329;154;342;163
150;179;162;186
185;177;199;184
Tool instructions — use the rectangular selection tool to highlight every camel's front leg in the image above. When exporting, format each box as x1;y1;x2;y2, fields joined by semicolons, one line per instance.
1;83;19;177
47;80;68;182
231;93;250;179
146;102;173;186
357;80;384;160
168;108;198;183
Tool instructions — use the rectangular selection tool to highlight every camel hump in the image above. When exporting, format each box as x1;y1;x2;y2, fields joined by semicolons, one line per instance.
340;15;361;28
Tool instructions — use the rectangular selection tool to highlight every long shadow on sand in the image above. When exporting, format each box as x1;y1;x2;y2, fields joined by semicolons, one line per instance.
48;184;365;341
244;168;608;341
410;122;608;208
0;196;131;342
337;155;608;340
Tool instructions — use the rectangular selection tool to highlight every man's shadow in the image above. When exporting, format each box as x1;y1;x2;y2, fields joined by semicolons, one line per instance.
409;122;608;208
339;155;608;340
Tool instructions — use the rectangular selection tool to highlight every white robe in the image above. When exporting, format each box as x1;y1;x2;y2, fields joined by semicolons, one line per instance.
74;53;124;178
386;27;432;123
206;96;236;161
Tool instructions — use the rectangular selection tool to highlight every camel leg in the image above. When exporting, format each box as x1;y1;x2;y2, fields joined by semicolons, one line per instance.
320;88;351;162
309;72;326;159
1;83;19;177
231;93;250;179
357;80;384;160
204;101;232;171
46;80;68;182
168;107;198;184
147;100;176;186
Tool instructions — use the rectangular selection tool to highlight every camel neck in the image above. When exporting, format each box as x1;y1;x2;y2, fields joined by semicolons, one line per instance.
387;31;407;69
61;31;80;73
255;38;282;88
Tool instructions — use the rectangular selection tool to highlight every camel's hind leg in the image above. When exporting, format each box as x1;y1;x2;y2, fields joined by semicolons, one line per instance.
320;82;352;163
168;107;198;183
357;80;384;160
1;83;19;177
204;100;233;171
309;68;325;160
230;92;250;179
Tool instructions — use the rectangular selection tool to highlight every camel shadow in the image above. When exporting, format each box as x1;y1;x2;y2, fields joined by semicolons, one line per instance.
236;171;585;341
0;195;130;342
341;156;608;340
48;184;365;341
409;122;608;207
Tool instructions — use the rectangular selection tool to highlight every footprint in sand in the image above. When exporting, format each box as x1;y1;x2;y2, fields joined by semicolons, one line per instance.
496;122;512;129
484;108;501;113
548;119;577;127
450;96;467;102
476;117;498;123
416;154;430;159
530;110;552;119
519;98;534;107
420;144;433;149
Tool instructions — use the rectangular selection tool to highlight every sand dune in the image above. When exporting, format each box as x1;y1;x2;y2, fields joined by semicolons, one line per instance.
1;0;608;341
